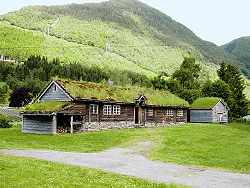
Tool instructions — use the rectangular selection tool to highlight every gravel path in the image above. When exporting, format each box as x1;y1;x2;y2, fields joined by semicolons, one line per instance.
1;142;249;188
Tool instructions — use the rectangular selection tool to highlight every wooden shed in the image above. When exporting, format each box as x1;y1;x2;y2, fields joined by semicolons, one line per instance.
22;79;189;134
190;97;229;124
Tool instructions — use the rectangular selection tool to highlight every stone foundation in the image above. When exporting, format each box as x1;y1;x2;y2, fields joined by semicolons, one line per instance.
79;121;186;132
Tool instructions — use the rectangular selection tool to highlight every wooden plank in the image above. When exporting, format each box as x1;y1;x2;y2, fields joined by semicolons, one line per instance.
190;110;213;123
40;83;72;102
70;116;73;134
52;114;57;134
22;115;53;134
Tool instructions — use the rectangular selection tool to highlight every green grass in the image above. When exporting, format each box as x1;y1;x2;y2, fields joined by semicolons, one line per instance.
0;123;249;173
0;154;175;188
0;21;44;61
148;123;250;173
24;101;70;112
0;126;144;152
58;79;189;107
190;97;221;108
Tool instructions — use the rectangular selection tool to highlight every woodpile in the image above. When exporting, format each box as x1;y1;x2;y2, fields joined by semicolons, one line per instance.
57;126;70;133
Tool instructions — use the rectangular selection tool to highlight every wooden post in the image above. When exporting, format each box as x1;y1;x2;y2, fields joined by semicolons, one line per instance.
89;105;91;123
70;116;73;134
155;110;157;126
185;109;187;123
144;108;146;127
174;110;177;124
52;113;57;134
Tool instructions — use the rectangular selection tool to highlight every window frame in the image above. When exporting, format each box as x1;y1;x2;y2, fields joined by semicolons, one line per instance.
103;105;112;115
166;109;174;116
177;109;183;117
90;104;98;115
113;105;121;115
148;109;153;116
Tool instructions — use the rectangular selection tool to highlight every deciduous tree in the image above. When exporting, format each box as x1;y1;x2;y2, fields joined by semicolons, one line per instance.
9;87;32;107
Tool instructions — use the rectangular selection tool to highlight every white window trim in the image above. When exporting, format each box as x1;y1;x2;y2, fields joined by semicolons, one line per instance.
113;105;121;115
177;109;183;117
166;109;174;116
90;104;98;115
103;105;112;115
148;109;153;116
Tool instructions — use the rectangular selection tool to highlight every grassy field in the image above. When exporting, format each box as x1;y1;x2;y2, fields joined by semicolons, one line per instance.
0;123;249;174
0;154;175;187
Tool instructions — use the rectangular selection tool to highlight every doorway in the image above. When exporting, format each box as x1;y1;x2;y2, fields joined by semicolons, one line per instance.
135;107;139;124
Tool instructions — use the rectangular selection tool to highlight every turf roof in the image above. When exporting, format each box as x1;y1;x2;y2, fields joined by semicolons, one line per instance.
24;101;70;112
190;97;221;109
56;79;189;107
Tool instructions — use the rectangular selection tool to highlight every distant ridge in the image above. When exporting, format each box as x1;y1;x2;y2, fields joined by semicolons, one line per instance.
221;36;250;72
0;0;249;78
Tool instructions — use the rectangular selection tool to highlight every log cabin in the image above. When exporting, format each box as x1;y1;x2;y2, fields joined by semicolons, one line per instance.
21;79;189;134
190;97;229;124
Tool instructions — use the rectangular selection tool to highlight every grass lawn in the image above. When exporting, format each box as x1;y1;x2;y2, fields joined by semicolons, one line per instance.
0;123;249;173
0;154;175;187
148;123;250;173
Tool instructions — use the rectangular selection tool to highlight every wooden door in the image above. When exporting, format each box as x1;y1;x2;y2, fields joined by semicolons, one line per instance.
135;107;139;124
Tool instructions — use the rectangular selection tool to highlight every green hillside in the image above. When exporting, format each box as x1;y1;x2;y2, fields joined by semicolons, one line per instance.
0;22;44;61
0;0;249;79
221;36;250;72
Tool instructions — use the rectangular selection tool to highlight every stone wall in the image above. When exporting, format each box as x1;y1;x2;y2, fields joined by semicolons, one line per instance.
79;121;186;132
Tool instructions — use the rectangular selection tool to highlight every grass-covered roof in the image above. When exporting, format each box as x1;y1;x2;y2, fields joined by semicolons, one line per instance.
190;97;221;109
24;101;70;112
56;79;189;107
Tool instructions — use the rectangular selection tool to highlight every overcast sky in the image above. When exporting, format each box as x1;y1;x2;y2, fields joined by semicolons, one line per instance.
0;0;249;45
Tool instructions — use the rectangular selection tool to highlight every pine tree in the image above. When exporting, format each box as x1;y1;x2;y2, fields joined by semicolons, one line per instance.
217;62;248;118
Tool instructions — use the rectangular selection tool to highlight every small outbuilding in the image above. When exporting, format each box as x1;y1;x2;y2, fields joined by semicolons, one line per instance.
190;97;229;124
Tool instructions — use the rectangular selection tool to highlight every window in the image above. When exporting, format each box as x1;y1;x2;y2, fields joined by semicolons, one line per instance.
166;109;173;116
103;105;112;115
113;105;121;115
148;109;153;116
90;104;98;114
177;109;183;116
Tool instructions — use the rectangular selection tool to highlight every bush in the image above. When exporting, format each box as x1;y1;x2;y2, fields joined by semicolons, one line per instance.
0;114;12;128
229;117;250;125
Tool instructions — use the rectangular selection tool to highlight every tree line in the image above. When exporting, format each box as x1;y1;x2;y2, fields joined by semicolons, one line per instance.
0;55;152;105
151;57;248;118
0;55;248;119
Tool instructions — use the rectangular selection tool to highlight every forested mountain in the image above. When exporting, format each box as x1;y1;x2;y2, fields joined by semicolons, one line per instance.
221;36;250;73
0;0;249;79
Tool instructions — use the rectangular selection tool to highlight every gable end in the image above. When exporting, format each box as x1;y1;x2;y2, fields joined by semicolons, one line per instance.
37;80;73;102
213;100;229;110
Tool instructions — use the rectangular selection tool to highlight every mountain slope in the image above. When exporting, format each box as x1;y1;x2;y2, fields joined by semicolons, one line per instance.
0;0;249;78
221;36;250;70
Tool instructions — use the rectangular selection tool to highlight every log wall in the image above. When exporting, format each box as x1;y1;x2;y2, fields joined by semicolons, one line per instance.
22;115;54;134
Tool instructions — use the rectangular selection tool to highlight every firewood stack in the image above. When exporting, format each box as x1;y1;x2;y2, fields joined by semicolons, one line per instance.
57;126;70;133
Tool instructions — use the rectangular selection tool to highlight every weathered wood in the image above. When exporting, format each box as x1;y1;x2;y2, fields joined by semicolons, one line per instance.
155;110;157;126
39;83;72;102
190;110;213;123
212;101;228;123
70;116;73;134
190;100;228;123
22;115;53;134
52;114;57;134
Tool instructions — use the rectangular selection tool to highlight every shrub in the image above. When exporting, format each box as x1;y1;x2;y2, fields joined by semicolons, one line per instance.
0;114;12;128
229;117;250;125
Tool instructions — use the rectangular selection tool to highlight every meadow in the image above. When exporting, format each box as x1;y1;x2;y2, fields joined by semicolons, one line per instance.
0;123;249;173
